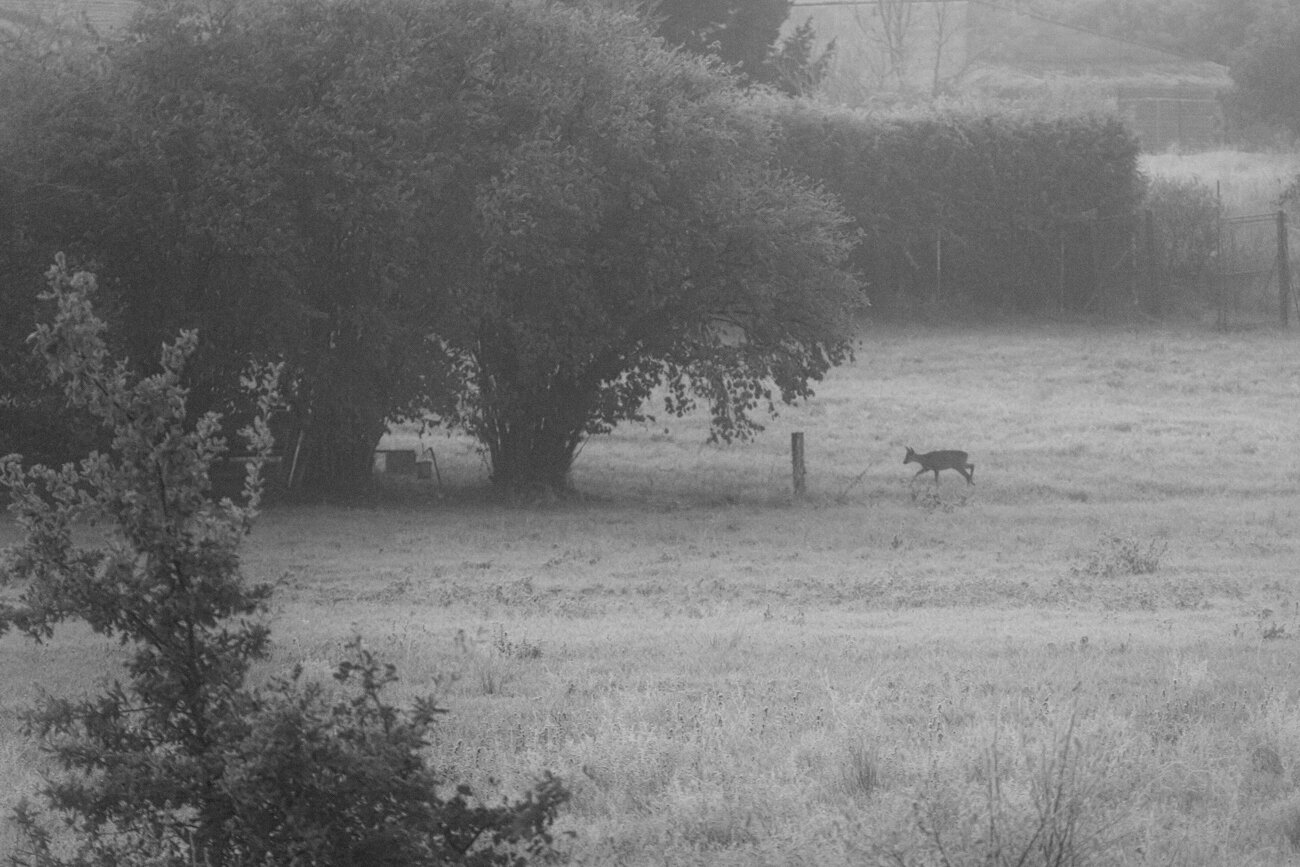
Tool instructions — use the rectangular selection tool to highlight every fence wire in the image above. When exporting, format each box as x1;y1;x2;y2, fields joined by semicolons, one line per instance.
1215;212;1291;329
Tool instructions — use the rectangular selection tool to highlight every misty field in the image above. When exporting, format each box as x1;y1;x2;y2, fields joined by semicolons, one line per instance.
3;322;1299;864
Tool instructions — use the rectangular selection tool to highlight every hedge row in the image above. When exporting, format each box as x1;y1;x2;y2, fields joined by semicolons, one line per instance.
767;102;1146;315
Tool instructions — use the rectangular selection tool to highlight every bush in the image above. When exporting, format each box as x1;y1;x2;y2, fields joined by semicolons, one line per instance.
898;713;1125;867
766;103;1145;317
1073;534;1167;579
221;640;568;866
0;258;568;866
1144;176;1219;311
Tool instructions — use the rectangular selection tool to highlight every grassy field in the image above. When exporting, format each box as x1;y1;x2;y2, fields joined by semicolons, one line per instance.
3;322;1300;865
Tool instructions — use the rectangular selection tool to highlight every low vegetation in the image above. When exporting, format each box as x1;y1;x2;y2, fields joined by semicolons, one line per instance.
6;316;1297;865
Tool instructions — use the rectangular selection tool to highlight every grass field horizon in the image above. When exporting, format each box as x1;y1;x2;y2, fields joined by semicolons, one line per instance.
4;320;1300;864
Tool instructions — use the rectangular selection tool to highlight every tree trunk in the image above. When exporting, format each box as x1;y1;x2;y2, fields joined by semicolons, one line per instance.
290;404;386;498
477;380;590;495
471;340;608;497
486;421;583;495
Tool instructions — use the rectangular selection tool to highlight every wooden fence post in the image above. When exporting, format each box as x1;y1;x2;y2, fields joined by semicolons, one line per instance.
1215;189;1226;330
1278;210;1291;327
934;227;943;302
791;432;806;497
1144;209;1160;317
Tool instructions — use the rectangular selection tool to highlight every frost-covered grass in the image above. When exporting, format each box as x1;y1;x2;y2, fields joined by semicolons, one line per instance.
5;323;1300;864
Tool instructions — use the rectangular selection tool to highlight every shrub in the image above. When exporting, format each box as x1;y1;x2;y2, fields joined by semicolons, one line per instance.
767;103;1145;316
221;639;568;866
1145;176;1219;311
1073;534;1167;579
901;714;1124;867
0;258;568;866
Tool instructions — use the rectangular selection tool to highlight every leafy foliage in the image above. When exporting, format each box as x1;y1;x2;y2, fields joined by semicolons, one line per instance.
1;0;458;495
219;641;569;867
1145;176;1219;307
4;0;853;497
1072;534;1168;579
420;1;861;493
647;0;834;96
0;256;280;863
769;105;1145;315
767;17;836;97
0;31;103;467
0;259;568;866
652;0;787;82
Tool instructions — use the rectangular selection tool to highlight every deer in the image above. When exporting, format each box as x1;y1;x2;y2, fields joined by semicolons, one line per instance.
904;447;974;486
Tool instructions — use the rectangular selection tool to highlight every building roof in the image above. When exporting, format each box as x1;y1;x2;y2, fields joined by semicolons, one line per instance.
966;1;1228;84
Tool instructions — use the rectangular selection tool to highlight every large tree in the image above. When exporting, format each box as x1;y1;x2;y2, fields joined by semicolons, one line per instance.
653;0;791;82
425;1;861;493
1;0;455;495
0;27;106;465
5;0;858;496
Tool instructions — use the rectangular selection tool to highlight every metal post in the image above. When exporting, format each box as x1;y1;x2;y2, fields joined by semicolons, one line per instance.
1058;233;1066;313
935;227;942;302
1216;184;1226;330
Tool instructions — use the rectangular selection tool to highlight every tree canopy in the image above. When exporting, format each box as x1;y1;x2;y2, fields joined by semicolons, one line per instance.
2;0;861;496
648;0;834;95
423;1;861;492
3;0;464;494
653;0;791;81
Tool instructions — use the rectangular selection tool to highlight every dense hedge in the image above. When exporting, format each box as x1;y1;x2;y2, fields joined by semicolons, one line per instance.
768;103;1146;315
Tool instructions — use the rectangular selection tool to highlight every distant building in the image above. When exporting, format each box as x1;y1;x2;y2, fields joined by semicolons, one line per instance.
786;0;1229;152
1114;84;1223;152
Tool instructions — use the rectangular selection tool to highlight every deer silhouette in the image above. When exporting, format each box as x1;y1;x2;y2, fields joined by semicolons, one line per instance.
904;447;974;485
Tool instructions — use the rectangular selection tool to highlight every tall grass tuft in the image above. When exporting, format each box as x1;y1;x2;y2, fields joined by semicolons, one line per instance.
1145;176;1219;310
901;713;1124;867
1073;535;1167;579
